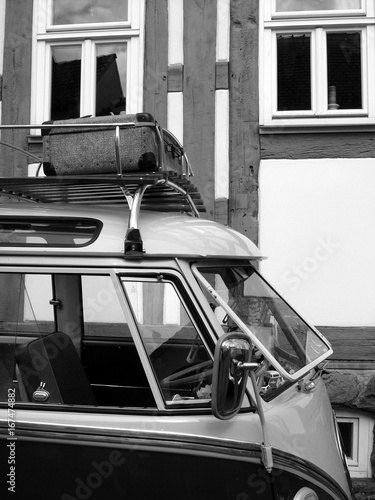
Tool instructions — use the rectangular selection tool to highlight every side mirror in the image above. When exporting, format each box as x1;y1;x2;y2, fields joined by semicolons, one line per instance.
212;332;258;420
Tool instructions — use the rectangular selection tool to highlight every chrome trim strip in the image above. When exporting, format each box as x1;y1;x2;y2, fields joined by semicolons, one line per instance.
0;423;263;463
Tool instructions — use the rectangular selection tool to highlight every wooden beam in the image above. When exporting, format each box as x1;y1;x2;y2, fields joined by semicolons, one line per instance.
1;0;33;176
143;0;169;128
261;132;375;160
318;326;375;361
229;1;260;245
183;0;217;219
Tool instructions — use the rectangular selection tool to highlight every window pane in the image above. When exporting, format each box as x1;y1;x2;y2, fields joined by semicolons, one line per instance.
0;217;101;247
0;274;54;335
327;32;362;110
276;0;361;12
82;276;155;407
122;280;213;403
51;45;81;120
338;422;355;459
0;273;55;402
82;275;128;330
96;44;127;116
277;34;311;111
53;0;128;24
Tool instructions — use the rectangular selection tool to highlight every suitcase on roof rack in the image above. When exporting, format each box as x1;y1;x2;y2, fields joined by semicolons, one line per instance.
42;113;161;176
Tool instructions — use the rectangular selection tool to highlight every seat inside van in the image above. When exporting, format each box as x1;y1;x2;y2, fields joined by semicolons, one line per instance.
15;331;96;405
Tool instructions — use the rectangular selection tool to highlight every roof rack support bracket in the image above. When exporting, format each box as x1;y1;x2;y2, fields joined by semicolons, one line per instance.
124;227;144;258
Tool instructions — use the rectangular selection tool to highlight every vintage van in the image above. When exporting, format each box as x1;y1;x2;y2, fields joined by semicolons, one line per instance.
0;115;352;499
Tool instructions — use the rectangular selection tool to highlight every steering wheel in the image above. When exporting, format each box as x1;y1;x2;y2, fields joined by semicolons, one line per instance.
160;360;213;388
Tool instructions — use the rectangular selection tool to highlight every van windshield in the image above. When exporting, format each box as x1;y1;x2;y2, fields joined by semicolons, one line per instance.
194;265;332;387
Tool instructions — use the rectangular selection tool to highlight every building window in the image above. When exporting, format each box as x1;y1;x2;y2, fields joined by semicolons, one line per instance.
260;0;375;129
336;409;375;478
337;418;359;465
31;0;144;124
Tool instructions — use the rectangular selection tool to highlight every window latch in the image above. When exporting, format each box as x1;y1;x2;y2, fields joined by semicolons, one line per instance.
49;299;62;308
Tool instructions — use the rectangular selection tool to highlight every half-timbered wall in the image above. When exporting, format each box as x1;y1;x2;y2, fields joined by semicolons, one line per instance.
0;0;260;243
144;0;260;236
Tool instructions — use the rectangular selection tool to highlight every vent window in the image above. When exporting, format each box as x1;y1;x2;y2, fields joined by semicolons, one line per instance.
0;217;101;247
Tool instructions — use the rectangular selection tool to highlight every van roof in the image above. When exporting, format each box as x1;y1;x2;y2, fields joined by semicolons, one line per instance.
0;203;262;259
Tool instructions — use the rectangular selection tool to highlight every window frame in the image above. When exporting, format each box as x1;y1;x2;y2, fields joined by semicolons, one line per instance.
260;0;375;130
336;408;375;477
31;0;145;125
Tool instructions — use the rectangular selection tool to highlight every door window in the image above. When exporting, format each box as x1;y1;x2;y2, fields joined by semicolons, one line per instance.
121;277;214;405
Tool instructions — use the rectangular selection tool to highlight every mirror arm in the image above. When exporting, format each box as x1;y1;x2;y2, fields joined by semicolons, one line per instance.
236;361;259;372
249;369;274;474
233;359;274;473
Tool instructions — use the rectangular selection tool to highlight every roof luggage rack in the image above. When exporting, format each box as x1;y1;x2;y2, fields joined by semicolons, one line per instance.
0;113;206;258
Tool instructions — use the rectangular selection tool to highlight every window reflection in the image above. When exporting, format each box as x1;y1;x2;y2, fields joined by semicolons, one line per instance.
327;32;362;110
53;0;128;24
51;46;81;120
276;0;361;11
96;44;127;116
122;280;213;403
277;34;311;111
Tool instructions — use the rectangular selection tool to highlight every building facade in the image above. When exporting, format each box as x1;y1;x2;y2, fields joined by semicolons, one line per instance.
0;0;374;480
258;0;375;480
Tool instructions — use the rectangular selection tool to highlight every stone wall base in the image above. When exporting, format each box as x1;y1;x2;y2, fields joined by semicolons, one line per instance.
352;478;375;499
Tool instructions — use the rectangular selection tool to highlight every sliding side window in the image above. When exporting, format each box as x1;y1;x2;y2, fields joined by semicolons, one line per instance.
0;272;155;409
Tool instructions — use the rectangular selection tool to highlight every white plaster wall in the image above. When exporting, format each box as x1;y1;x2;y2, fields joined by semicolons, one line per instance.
259;158;375;326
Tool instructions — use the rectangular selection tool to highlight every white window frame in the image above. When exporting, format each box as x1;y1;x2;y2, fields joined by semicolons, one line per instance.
260;0;375;130
30;0;145;126
336;408;374;478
